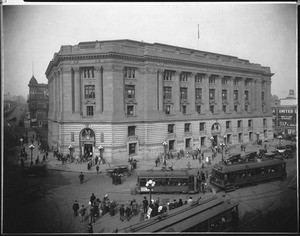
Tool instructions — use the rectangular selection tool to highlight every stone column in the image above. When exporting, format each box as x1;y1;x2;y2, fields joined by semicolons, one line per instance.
203;73;210;113
73;67;81;114
158;69;163;112
255;79;262;113
95;67;103;114
173;71;180;114
228;76;234;113
189;73;196;114
240;77;245;113
59;71;63;120
266;79;272;113
250;79;256;112
216;75;223;113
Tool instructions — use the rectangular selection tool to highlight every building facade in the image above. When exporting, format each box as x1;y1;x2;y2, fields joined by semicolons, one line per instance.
27;76;49;127
46;40;273;163
272;90;297;135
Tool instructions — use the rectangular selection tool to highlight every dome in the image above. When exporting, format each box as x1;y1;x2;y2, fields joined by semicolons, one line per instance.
29;75;38;84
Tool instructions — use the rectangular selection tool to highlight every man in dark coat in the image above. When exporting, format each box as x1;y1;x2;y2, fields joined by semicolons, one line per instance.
73;200;80;216
142;196;148;214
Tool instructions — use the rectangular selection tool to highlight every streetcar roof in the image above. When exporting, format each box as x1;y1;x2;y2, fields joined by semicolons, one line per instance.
121;196;238;232
212;159;285;173
137;169;198;178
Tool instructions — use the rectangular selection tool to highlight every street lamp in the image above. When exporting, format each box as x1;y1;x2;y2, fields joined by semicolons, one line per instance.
278;135;283;146
98;145;103;157
220;143;225;163
68;145;73;157
29;144;34;166
210;137;214;147
146;179;156;203
223;135;227;145
20;138;23;148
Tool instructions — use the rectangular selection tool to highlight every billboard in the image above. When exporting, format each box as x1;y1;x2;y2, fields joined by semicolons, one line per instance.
277;108;296;127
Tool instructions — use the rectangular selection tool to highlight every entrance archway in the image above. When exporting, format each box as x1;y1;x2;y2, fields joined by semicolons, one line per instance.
80;128;96;158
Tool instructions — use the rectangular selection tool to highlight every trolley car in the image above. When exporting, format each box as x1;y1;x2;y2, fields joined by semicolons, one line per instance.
210;158;287;192
133;169;201;194
120;196;239;232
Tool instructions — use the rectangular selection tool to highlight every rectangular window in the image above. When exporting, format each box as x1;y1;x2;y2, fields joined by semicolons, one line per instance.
180;73;189;82
234;78;240;86
165;104;171;114
195;88;202;100
196;105;201;114
238;120;242;128
163;87;172;99
245;104;248;112
180;87;188;99
124;68;135;79
223;105;227;113
226;121;231;129
210;105;214;113
85;85;95;99
128;126;135;136
182;105;186;114
234;90;239;100
200;137;206;147
222;90;227;101
248;119;252;127
71;132;74;142
83;68;94;78
209;89;215;100
164;70;173;81
234;105;238;112
262;92;265;101
209;75;217;84
126;105;134;115
222;77;228;85
245;91;249;101
195;73;204;83
200;122;205;131
238;133;243;143
184;123;191;133
169;140;175;150
86;106;94;116
168;124;175;133
249;132;253;141
185;138;191;149
264;130;267;138
129;143;137;155
263;118;266;126
125;85;135;98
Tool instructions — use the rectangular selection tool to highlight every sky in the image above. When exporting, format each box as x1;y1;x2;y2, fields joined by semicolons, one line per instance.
2;2;297;99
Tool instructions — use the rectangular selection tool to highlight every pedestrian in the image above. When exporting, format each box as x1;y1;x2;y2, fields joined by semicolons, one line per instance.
178;199;183;207
87;223;93;233
139;208;145;221
90;193;96;205
42;155;46;163
79;205;86;222
79;172;84;184
96;165;99;174
187;197;193;204
132;199;138;216
142;196;148;214
118;204;125;221
89;207;95;223
117;173;122;185
95;156;98;165
109;200;116;216
125;204;131;221
73;200;80;216
35;156;40;165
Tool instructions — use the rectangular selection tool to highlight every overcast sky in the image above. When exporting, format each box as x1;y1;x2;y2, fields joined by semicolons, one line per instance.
2;2;297;99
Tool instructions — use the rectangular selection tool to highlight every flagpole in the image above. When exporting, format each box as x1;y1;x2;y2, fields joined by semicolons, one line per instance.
197;24;200;50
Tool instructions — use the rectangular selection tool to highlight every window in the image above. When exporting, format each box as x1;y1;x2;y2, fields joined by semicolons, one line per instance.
86;106;94;116
245;104;248;112
184;123;191;133
248;120;252;127
226;121;231;129
125;85;135;98
261;92;265;101
264;130;267;138
195;88;202;100
200;122;205;131
195;73;204;83
165;104;171;114
234;105;238;112
169;140;175;150
249;132;253;141
210;105;214;113
124;68;135;79
182;105;186;114
185;138;191;149
163;87;172;99
245;79;250;87
126;105;134;115
238;133;243;143
129;143;137;155
83;68;94;78
164;70;173;81
168;124;175;133
180;87;188;99
234;90;238;100
223;105;227;113
238;120;242;128
180;73;189;82
128;126;135;136
85;85;95;99
245;91;249;101
196;105;201;114
263;118;266;126
71;132;74;142
222;77;228;85
200;137;206;147
209;89;215;100
209;75;217;83
222;90;227;101
234;78;240;86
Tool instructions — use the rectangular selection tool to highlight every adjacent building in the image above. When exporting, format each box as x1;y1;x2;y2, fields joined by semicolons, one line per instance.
27;75;49;127
272;89;297;135
46;39;273;163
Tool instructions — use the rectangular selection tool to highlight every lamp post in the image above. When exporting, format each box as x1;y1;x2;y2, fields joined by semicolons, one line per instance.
146;179;156;203
163;141;167;161
20;137;23;148
98;145;103;161
29;144;34;166
220;143;225;163
278;135;283;146
210;137;214;147
68;145;73;157
223;135;227;145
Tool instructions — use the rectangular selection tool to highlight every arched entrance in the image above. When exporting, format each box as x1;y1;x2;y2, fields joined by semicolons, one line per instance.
80;128;96;158
211;122;221;146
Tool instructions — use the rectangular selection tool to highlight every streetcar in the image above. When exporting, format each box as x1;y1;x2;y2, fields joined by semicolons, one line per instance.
132;169;201;194
120;196;239;232
210;158;287;192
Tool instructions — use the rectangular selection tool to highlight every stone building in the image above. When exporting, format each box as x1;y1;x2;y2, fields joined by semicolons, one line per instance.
27;75;49;127
46;40;273;163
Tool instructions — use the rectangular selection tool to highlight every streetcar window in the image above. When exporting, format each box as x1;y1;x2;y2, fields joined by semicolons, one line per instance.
140;178;147;186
